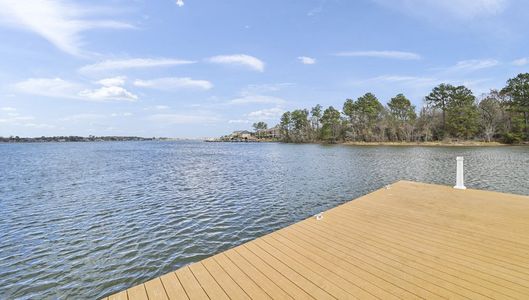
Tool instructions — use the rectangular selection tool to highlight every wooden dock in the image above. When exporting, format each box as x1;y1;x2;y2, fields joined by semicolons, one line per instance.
105;181;529;299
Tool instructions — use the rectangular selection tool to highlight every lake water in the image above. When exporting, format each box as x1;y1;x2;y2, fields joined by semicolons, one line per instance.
1;141;528;299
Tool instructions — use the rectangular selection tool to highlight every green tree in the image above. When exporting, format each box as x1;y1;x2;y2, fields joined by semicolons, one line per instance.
252;121;268;139
290;109;310;142
355;93;383;141
279;112;292;142
388;94;417;141
501;73;529;139
310;104;323;141
445;86;479;139
388;94;416;122
342;98;358;141
478;92;503;142
425;83;453;135
320;106;342;142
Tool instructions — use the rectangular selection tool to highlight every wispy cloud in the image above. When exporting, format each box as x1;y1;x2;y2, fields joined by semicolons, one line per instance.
298;56;316;64
147;113;219;124
134;77;213;90
228;95;286;105
228;119;251;124
13;77;137;102
13;78;83;99
207;54;265;72
176;0;184;7
1;107;17;112
442;59;500;72
0;0;134;56
247;107;285;120
79;58;195;74
228;107;285;125
97;76;126;87
512;58;528;66
241;83;294;94
334;51;421;60
79;86;138;102
307;0;326;17
372;0;508;20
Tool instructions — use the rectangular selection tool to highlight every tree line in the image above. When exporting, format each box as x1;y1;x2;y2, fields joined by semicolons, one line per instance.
269;73;529;144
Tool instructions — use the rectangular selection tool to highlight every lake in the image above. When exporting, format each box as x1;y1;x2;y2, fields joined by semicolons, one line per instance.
1;141;528;299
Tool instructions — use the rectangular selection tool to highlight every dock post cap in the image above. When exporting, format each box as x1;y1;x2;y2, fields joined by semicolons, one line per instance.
454;156;467;190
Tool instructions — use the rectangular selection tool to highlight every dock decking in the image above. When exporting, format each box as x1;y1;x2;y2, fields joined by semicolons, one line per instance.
106;181;529;299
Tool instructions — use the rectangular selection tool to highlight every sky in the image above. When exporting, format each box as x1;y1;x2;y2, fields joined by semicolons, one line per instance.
0;0;528;138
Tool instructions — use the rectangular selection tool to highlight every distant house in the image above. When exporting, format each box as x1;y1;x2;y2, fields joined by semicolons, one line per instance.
256;126;281;139
225;130;256;141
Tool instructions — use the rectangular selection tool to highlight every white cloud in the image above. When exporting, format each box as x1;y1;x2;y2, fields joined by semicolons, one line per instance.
155;105;170;110
0;0;134;56
79;86;138;102
247;107;285;120
1;107;17;112
443;59;499;72
334;51;421;60
14;77;137;102
60;113;105;122
372;0;508;20
110;112;133;117
176;0;184;7
228;95;286;105
147;113;219;124
241;83;294;94
207;54;265;72
14;77;82;98
298;56;316;65
512;58;528;66
134;77;213;90
228;119;251;124
79;58;195;74
0;116;34;123
97;76;126;87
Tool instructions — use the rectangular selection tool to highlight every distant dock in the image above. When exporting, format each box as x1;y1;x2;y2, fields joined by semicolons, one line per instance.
105;181;529;299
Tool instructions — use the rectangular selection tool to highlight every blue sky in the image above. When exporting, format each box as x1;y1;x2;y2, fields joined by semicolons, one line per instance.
0;0;528;138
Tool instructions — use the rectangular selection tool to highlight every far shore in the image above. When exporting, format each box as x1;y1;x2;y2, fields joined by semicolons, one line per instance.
341;141;520;147
206;138;528;147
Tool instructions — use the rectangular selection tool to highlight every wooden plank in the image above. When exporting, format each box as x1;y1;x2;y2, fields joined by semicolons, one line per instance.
268;232;399;300
244;242;336;299
301;214;525;299
127;284;148;300
108;291;127;300
274;230;425;299
175;267;209;300
145;278;169;300
252;238;357;299
234;245;314;299
327;207;529;289
188;262;229;300
338;204;529;274
107;181;529;300
201;257;250;300
223;249;293;299
212;254;271;299
292;222;484;299
159;272;189;300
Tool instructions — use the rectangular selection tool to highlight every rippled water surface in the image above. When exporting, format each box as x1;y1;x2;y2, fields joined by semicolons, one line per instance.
1;141;528;299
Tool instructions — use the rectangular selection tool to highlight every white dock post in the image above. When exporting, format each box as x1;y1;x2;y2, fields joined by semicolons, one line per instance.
454;156;466;190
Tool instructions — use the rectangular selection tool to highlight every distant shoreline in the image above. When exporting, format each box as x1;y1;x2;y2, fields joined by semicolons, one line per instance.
341;141;518;147
0;136;177;143
205;139;528;147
